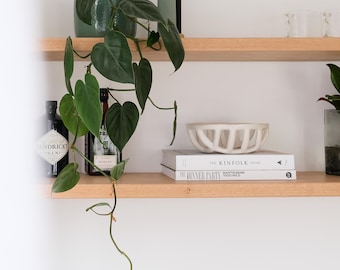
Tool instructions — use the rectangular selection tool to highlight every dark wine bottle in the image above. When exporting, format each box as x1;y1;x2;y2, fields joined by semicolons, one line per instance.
36;101;69;177
85;88;121;175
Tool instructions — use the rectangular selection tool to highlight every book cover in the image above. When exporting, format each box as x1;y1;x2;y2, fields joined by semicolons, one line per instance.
161;165;297;181
162;149;295;171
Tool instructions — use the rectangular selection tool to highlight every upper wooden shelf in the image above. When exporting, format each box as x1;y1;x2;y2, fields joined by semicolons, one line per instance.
39;37;340;62
44;171;340;199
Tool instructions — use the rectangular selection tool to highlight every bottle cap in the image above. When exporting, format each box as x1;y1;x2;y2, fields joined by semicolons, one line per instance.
46;100;57;107
46;101;57;114
100;88;109;102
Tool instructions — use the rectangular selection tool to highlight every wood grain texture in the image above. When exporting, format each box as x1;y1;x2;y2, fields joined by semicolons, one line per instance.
38;37;340;62
43;172;340;199
38;38;340;198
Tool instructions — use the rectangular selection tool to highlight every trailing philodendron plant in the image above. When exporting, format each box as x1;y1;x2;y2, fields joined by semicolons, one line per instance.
51;0;184;268
318;63;340;109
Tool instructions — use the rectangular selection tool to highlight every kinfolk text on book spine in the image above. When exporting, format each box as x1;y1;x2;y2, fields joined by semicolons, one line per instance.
162;150;295;171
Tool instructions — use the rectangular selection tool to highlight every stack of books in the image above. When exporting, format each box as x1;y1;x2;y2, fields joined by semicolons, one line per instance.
161;149;296;181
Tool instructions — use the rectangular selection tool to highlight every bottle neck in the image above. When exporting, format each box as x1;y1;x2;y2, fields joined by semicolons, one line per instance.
46;103;57;120
102;102;108;125
100;89;109;125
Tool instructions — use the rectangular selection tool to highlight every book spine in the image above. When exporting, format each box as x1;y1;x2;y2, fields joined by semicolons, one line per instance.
163;154;295;171
161;166;296;181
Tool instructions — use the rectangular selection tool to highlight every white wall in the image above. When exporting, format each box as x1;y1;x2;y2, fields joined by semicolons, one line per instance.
37;1;340;270
1;1;45;270
44;197;340;270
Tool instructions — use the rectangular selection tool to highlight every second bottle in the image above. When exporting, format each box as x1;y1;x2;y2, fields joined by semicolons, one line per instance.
85;88;121;175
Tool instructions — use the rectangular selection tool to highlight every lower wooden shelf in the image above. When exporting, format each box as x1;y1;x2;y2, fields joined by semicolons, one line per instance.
44;171;340;198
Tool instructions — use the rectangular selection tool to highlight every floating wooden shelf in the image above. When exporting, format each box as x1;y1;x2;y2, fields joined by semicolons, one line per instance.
44;172;340;199
39;37;340;199
39;37;340;62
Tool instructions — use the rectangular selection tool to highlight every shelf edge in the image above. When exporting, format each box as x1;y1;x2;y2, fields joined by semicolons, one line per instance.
43;172;340;199
38;37;340;62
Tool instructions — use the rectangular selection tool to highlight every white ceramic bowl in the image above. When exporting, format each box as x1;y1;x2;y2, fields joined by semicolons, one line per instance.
187;123;269;154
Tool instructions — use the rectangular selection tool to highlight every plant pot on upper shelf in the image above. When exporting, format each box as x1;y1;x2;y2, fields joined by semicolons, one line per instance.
319;64;340;176
324;109;340;175
74;0;137;37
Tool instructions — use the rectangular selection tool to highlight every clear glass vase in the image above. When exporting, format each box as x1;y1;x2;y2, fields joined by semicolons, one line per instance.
324;109;340;175
74;0;136;37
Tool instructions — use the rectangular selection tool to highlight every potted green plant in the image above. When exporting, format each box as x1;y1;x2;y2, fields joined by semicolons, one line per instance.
50;0;184;268
318;63;340;175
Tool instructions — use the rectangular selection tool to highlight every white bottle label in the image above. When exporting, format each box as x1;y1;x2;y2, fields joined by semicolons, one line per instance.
36;129;68;165
92;125;117;171
94;155;117;171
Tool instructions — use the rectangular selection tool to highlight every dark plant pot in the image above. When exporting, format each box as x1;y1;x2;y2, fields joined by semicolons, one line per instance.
158;0;181;32
74;0;136;37
324;109;340;175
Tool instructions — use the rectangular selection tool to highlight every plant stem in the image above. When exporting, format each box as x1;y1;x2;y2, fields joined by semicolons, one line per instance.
107;87;135;92
148;97;176;110
70;145;112;180
134;19;150;33
73;50;91;59
134;39;143;60
109;210;133;270
71;145;132;268
107;88;135;104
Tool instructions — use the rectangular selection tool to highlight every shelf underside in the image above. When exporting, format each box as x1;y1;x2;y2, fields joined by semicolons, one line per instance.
39;37;340;62
44;172;340;199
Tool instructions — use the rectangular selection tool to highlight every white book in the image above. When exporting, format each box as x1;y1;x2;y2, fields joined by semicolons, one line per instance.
161;165;297;181
162;149;295;171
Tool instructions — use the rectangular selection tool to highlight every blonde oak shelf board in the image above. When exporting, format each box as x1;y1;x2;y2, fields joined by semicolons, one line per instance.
39;37;340;62
45;172;340;199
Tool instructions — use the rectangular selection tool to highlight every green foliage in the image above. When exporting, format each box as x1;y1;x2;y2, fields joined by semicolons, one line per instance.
158;19;185;71
52;163;80;193
91;31;134;83
328;63;340;91
75;0;97;25
147;31;160;48
319;64;340;110
57;0;185;193
56;2;184;267
111;159;128;180
64;37;74;95
74;73;102;139
118;0;167;26
106;102;139;152
133;58;152;113
59;94;89;137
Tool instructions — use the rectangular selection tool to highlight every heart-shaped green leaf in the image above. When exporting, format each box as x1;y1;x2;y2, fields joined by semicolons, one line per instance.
106;102;139;152
133;58;152;113
327;64;340;94
159;19;185;71
52;163;80;193
91;31;134;83
119;0;167;26
74;73;102;139
64;36;74;95
75;0;96;25
147;31;160;48
59;93;89;137
111;159;128;180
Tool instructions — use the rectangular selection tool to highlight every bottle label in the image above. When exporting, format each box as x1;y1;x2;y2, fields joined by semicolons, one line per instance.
36;129;68;165
94;155;117;171
92;126;117;171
